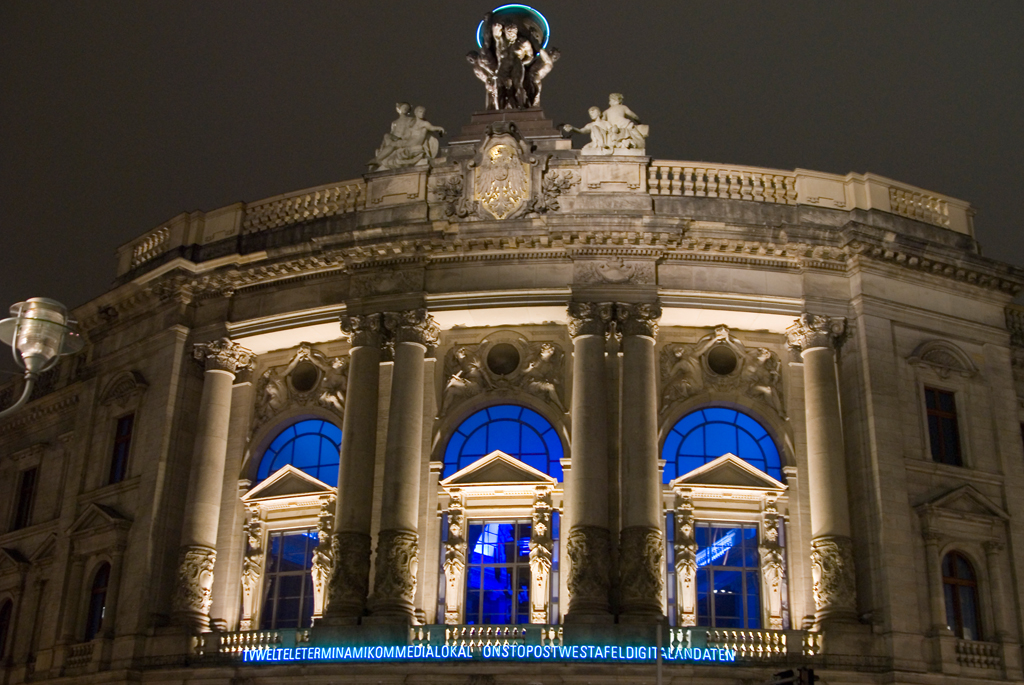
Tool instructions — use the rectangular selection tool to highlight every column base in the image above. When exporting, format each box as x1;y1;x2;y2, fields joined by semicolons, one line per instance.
565;525;612;618
170;545;216;633
617;526;663;618
367;529;419;621
810;535;857;622
322;532;372;624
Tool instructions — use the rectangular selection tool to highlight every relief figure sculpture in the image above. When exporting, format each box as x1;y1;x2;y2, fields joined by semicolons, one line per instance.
370;103;445;171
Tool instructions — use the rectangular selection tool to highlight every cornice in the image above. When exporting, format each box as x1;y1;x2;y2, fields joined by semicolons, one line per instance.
0;392;80;436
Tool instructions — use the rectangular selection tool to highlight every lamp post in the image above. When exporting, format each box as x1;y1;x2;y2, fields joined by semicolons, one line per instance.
0;298;84;419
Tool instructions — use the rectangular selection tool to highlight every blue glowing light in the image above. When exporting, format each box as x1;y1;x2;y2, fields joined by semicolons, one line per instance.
475;4;551;49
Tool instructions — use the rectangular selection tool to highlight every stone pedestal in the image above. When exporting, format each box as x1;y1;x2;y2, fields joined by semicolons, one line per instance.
172;338;254;631
564;302;613;621
324;314;385;624
368;310;438;622
616;303;664;619
787;314;856;626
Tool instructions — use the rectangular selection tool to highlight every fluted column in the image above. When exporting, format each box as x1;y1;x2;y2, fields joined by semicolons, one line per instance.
786;314;856;624
324;313;384;624
565;302;613;620
616;302;664;619
368;309;438;621
172;338;254;631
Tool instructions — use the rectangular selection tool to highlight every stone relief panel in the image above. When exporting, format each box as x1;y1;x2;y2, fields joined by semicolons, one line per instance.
907;339;979;379
252;343;349;434
439;335;565;417
310;498;336;620
349;267;424;299
573;257;655;285
660;325;786;419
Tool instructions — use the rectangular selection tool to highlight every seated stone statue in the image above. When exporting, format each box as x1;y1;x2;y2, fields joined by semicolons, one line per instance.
370;103;445;170
562;93;649;155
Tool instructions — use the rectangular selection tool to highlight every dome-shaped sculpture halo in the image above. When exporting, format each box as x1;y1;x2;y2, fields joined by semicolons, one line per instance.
476;4;550;48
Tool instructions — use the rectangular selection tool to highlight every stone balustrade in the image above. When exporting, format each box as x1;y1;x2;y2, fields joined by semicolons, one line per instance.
705;628;788;659
116;159;974;276
955;639;1002;670
648;163;797;204
241;180;366;234
649;161;972;234
64;642;95;668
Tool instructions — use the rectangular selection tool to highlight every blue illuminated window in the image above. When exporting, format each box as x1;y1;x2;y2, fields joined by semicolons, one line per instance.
260;529;317;629
257;420;342;486
465;520;532;625
662;408;782;482
444;405;563;480
696;523;761;629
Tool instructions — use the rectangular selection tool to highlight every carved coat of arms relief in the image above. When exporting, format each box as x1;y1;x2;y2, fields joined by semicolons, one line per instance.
474;134;532;220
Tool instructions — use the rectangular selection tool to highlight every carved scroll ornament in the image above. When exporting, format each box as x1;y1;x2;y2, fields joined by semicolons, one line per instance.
172;545;217;617
810;535;856;616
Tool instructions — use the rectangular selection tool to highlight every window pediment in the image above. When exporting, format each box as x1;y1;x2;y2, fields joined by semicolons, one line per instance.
917;484;1008;523
244;464;334;501
670;453;786;491
0;547;29;576
440;450;557;488
67;503;131;537
908;340;978;379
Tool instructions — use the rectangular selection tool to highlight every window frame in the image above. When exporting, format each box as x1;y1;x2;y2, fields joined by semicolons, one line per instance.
108;412;135;484
0;598;12;660
462;517;534;626
83;562;110;642
11;466;38;531
942;550;982;641
257;526;318;630
924;386;963;467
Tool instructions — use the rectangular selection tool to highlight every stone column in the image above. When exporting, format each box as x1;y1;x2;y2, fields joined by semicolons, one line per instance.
172;338;255;631
565;302;613;620
983;541;1008;639
616;302;664;618
368;309;438;621
786;314;856;624
923;532;952;635
99;544;126;638
324;313;384;624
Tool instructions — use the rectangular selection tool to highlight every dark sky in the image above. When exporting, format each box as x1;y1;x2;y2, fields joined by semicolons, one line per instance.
2;1;1022;313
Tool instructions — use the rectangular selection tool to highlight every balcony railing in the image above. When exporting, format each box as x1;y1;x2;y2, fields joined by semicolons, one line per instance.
956;639;1002;670
65;641;94;668
670;628;821;659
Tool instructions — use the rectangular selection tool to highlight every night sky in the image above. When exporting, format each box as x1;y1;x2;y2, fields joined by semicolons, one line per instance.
2;1;1022;313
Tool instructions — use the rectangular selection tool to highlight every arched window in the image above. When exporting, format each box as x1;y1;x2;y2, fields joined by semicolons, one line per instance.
257;419;342;486
443;404;563;479
0;599;12;659
943;551;981;640
84;563;110;641
662;407;782;482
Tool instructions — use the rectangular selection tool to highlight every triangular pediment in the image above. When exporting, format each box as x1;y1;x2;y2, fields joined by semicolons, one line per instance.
0;547;29;575
917;484;1008;520
68;503;131;536
671;454;786;490
441;450;557;487
29;534;56;564
244;464;334;501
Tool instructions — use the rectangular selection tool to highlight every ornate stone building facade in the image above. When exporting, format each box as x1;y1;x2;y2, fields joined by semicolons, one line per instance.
3;7;1024;685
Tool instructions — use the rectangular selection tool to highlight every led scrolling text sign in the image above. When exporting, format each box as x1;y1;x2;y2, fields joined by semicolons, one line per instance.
241;644;738;664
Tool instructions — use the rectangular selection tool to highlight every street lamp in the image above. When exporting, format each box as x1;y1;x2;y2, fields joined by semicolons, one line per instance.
0;298;85;419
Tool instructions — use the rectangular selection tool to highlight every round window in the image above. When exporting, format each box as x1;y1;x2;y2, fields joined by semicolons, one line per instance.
707;344;738;376
486;343;521;375
289;360;320;392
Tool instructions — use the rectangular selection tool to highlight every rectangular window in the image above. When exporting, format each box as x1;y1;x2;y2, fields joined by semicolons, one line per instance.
109;413;135;484
465;519;531;625
696;522;761;629
925;387;962;466
12;467;38;530
260;528;316;629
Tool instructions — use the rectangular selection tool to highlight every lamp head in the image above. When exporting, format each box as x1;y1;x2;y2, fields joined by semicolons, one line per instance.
0;298;84;376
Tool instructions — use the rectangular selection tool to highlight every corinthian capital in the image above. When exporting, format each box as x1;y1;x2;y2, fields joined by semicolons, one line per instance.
615;302;662;338
566;302;613;338
786;313;846;352
193;338;256;374
340;312;385;348
384;309;440;346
